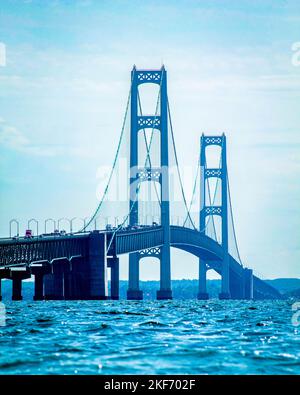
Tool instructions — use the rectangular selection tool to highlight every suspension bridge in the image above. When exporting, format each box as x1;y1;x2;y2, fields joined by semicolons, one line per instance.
0;66;281;301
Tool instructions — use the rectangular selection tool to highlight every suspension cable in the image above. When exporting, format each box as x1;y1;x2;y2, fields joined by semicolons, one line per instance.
183;155;200;227
183;138;223;241
205;137;224;241
137;91;161;206
106;73;163;253
227;171;243;265
167;96;197;231
79;71;134;232
205;158;218;240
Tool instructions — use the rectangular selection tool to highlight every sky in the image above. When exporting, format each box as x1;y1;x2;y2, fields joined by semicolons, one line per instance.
0;0;299;280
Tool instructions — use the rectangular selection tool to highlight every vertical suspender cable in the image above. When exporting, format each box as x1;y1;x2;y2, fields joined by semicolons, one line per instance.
106;72;163;253
79;72;135;232
167;97;197;231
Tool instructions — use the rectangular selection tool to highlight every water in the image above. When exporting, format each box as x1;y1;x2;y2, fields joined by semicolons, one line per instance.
0;300;299;375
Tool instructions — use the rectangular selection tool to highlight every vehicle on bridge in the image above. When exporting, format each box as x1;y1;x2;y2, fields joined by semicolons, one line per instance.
25;229;33;238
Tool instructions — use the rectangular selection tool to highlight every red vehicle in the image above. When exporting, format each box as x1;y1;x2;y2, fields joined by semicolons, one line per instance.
25;229;33;238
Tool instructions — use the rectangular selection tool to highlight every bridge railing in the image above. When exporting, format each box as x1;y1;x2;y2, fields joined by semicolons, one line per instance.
0;234;89;267
114;226;164;255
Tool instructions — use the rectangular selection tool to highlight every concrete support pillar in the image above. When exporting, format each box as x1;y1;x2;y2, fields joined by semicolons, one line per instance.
44;273;55;300
67;257;90;300
0;279;2;301
64;272;72;300
10;269;30;301
243;268;253;300
219;255;230;299
127;255;143;300
157;249;172;300
53;271;64;300
34;274;44;301
197;259;209;300
109;257;119;300
12;278;22;301
67;272;76;300
68;258;84;300
31;262;50;301
45;259;70;300
88;231;107;300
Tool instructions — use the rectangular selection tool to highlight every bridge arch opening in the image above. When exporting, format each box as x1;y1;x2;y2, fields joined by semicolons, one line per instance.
171;248;198;281
139;256;160;299
137;83;161;116
205;214;222;244
137;181;161;225
205;177;221;207
205;145;222;168
138;128;160;168
206;268;221;298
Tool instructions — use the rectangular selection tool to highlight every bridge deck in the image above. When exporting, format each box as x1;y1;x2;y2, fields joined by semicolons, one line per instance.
0;226;281;299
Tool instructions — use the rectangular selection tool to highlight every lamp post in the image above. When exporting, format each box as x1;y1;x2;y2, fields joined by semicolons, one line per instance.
9;219;19;238
45;218;56;234
70;217;77;234
58;218;71;233
28;218;39;237
79;217;89;232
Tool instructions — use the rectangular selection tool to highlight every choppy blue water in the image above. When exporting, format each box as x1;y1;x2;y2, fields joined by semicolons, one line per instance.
0;300;299;375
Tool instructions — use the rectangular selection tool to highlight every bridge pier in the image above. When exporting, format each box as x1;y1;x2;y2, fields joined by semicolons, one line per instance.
243;268;253;300
0;279;2;301
10;268;31;301
157;288;172;300
64;272;73;300
88;231;107;300
53;272;64;300
44;259;70;300
67;257;88;300
34;274;44;301
157;246;172;300
127;255;143;300
30;261;51;301
44;273;55;300
219;255;231;300
197;259;209;300
44;270;64;300
12;278;22;300
108;257;119;300
63;264;72;300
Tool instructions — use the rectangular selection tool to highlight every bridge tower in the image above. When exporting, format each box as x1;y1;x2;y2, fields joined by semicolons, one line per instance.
127;66;172;300
198;134;231;299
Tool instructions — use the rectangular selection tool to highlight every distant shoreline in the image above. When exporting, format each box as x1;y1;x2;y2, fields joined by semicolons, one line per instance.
1;278;299;301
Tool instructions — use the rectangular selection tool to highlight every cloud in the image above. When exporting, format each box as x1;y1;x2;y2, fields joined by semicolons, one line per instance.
0;118;101;158
0;118;53;156
0;117;60;156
